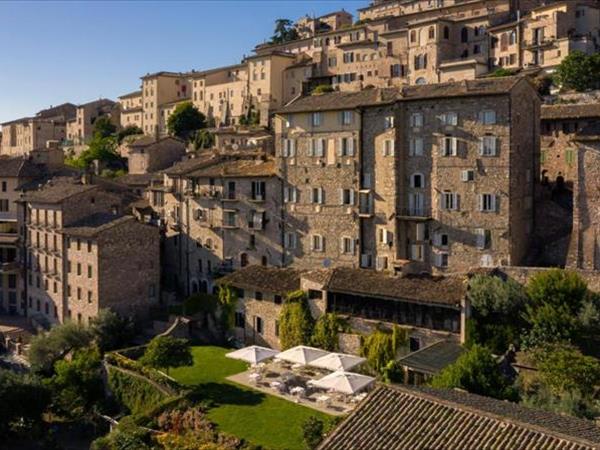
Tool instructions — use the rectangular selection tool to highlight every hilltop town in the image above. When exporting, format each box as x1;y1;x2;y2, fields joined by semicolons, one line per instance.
1;1;600;449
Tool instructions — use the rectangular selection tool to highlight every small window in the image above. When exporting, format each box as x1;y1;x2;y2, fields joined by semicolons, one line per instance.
255;291;263;301
311;112;322;127
274;295;282;305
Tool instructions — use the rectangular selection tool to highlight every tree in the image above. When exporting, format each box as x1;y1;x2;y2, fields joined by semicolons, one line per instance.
360;326;407;375
50;346;104;420
218;285;236;332
523;269;588;348
467;275;527;353
312;313;343;351
66;134;124;170
532;343;600;397
554;51;600;92
89;309;135;353
167;102;206;141
117;125;143;144
193;129;214;150
139;336;193;374
431;344;516;400
312;85;334;95
0;369;50;437
270;19;299;44
302;416;325;450
28;321;92;373
94;116;117;138
278;291;314;350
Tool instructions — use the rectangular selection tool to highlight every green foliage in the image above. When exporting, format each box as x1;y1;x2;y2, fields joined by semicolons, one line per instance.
279;290;315;350
184;293;219;316
101;168;127;179
554;51;600;92
382;360;404;384
311;313;343;351
489;68;514;77
523;269;588;348
218;285;236;331
0;369;50;437
270;18;299;44
105;351;181;392
312;84;334;95
520;382;600;420
50;346;104;420
360;325;407;375
94;116;117;138
167;102;206;140
532;343;600;397
193;129;215;150
117;125;143;144
431;344;516;400
467;275;527;353
140;336;193;374
239;106;260;127
65;134;124;170
28;321;92;373
107;367;171;416
92;417;154;450
302;416;325;450
90;309;135;353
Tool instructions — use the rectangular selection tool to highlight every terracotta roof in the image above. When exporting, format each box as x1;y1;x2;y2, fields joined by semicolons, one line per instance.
162;153;220;176
397;340;464;375
216;265;302;296
62;214;134;238
0;158;43;178
277;88;399;114
399;77;524;101
542;103;600;120
186;158;277;178
319;384;600;450
24;181;98;204
324;268;467;307
117;173;156;186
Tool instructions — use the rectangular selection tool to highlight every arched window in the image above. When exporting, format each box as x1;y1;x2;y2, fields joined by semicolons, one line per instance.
200;281;208;293
461;27;468;43
415;77;427;85
240;253;249;267
411;173;425;189
428;26;435;40
261;255;268;266
205;238;212;250
191;281;199;294
443;26;450;39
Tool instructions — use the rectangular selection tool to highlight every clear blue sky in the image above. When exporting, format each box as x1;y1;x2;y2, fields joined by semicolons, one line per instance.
0;0;364;124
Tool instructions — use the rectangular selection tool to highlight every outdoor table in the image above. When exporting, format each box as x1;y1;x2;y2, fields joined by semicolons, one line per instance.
270;381;283;390
316;394;331;405
290;386;305;396
249;373;261;383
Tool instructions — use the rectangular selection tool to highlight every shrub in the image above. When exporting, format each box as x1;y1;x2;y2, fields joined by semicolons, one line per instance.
139;336;193;375
312;84;334;95
302;416;325;450
279;291;315;350
360;325;407;375
311;313;343;351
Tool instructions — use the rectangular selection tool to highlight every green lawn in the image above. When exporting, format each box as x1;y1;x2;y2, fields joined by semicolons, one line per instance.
170;346;334;450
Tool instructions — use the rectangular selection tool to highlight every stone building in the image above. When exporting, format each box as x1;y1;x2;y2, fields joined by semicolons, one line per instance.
118;90;144;130
275;77;540;274
22;178;159;325
65;99;118;146
219;264;470;352
123;136;187;175
1;103;76;157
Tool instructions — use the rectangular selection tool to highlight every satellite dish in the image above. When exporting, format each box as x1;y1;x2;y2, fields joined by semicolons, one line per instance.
323;258;331;268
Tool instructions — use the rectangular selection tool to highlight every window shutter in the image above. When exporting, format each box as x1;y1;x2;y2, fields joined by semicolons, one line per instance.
309;139;315;156
454;193;460;210
433;233;441;246
339;189;344;205
478;111;484;123
451;138;458;156
479;138;484;156
493;195;498;212
337;138;343;156
284;188;289;203
416;138;423;155
290;139;296;156
493;137;499;156
478;194;483;211
320;138;326;156
319;187;324;204
348;138;355;156
409;139;415;156
390;140;396;156
349;189;355;205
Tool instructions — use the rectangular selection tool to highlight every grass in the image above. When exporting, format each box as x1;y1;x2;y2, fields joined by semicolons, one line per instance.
170;346;334;450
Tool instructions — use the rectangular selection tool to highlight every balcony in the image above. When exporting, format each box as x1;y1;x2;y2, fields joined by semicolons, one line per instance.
397;208;432;220
523;37;555;49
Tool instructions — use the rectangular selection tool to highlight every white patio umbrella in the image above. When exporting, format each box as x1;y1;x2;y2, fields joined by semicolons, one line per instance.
309;353;366;372
226;345;279;365
275;345;330;365
309;371;375;395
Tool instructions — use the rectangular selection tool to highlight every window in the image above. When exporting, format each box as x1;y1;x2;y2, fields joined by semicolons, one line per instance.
441;136;458;156
414;54;427;70
1;181;6;192
311;235;325;252
87;265;92;278
410;173;424;189
274;295;283;305
434;233;449;247
566;149;575;166
0;199;8;212
410;30;416;43
77;263;82;276
224;210;237;227
311;112;323;127
440;112;458;126
282;138;296;157
251;181;266;201
255;291;263;301
461;27;468;42
479;194;498;212
310;138;326;157
284;232;297;249
339;189;355;205
435;252;449;267
479;110;496;124
235;312;245;328
379;228;393;245
441;192;459;210
343;52;354;63
410;244;424;261
410;112;423;127
284;186;298;203
476;228;492;250
338;137;355;156
384;116;395;129
480;136;499;156
461;169;475;182
341;111;353;125
311;187;324;204
428;26;435;40
409;138;424;156
255;316;264;335
341;237;354;254
382;139;395;156
248;210;265;230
